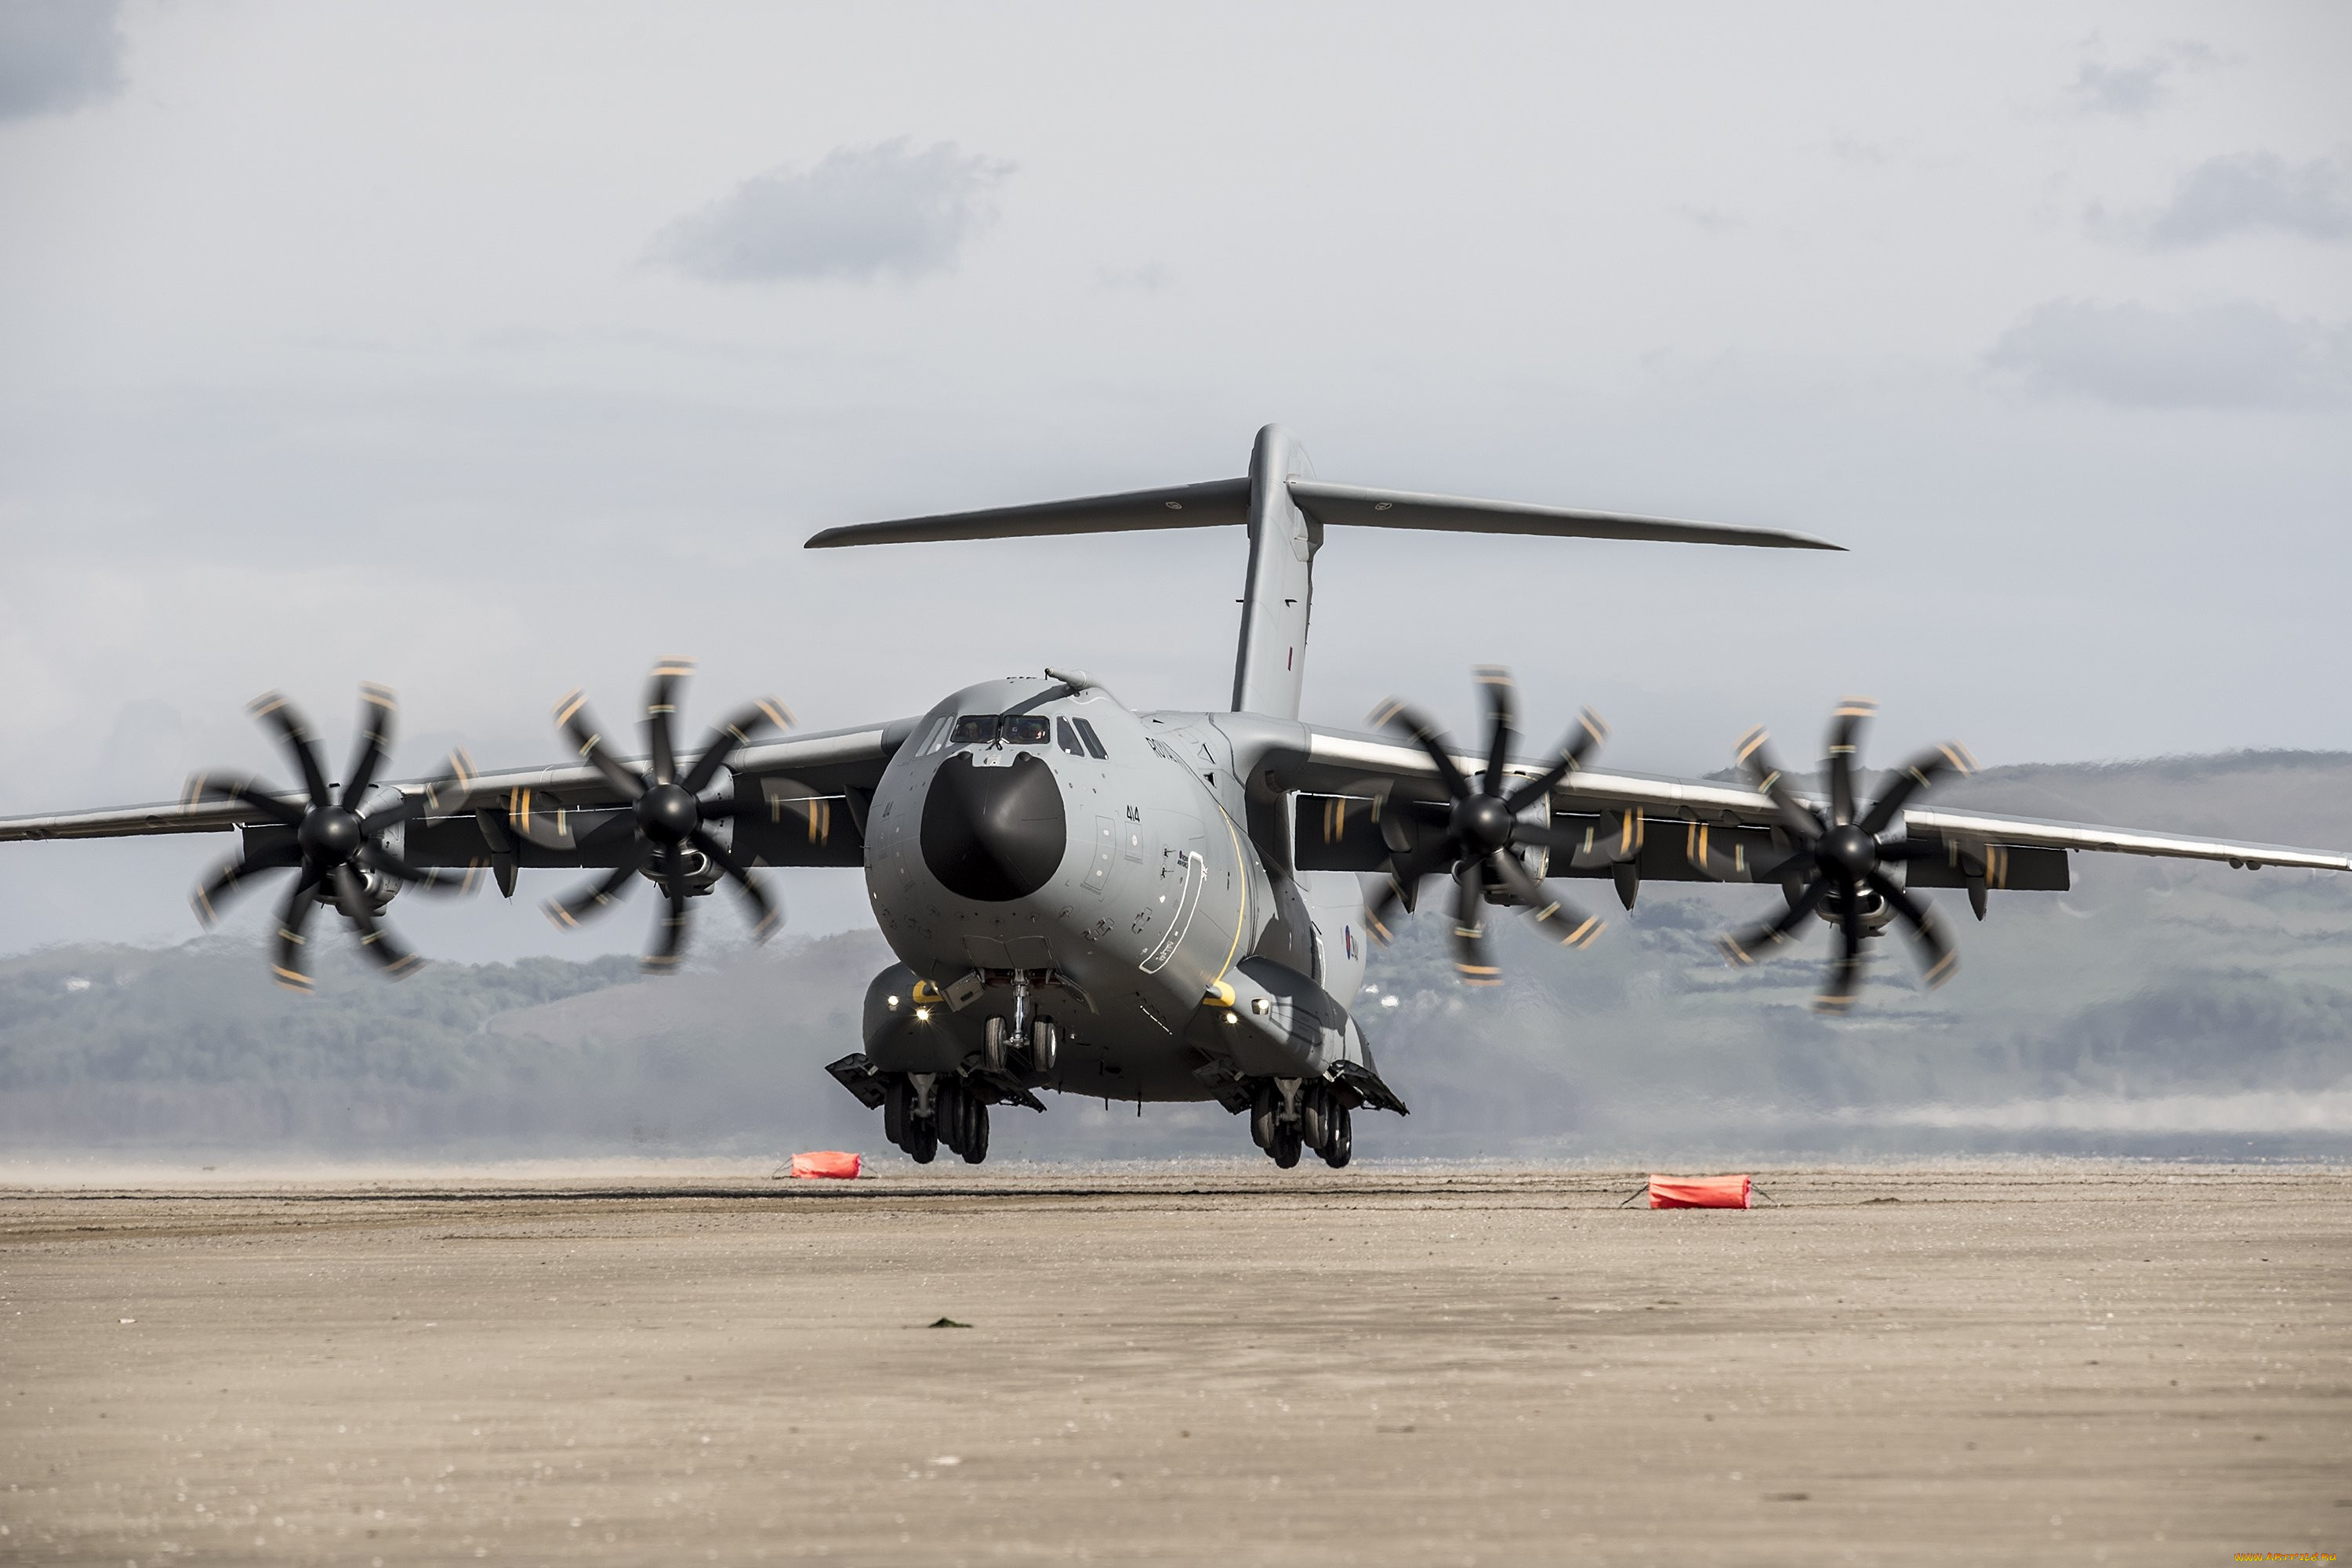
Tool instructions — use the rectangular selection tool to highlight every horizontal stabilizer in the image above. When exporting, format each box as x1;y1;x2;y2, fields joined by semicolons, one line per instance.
805;477;1248;548
806;473;1837;552
1284;479;1840;550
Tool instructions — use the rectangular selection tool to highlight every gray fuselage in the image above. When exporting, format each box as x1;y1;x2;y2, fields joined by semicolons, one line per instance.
856;677;1375;1105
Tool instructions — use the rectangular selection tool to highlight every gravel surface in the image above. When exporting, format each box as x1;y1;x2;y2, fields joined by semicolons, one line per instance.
2;1163;2346;1564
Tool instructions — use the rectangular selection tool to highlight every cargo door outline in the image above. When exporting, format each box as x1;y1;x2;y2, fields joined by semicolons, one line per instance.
1138;851;1205;975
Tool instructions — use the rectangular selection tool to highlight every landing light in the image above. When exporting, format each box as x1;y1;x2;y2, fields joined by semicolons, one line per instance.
1223;1011;1237;1025
886;995;901;1010
915;1006;933;1022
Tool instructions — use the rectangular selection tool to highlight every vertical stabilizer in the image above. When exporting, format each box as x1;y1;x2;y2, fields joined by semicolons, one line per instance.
1231;425;1317;717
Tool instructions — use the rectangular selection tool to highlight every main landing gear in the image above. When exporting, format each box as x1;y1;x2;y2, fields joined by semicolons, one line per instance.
1250;1078;1352;1169
884;1073;991;1165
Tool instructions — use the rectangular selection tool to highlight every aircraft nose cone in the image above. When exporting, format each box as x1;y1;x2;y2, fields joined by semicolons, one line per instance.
920;751;1068;902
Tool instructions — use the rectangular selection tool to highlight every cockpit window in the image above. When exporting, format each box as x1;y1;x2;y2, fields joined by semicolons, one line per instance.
1072;717;1109;759
952;713;1053;747
1056;717;1087;757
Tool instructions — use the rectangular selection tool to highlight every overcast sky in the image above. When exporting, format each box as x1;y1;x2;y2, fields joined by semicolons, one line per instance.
1;1;2347;960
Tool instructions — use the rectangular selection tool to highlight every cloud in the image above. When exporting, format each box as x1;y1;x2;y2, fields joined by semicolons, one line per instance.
647;139;1013;284
2127;151;2352;248
1987;298;2352;410
0;0;125;121
2066;41;2218;120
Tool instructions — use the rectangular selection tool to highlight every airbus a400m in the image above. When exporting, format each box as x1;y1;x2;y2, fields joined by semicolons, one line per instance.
8;425;2345;1168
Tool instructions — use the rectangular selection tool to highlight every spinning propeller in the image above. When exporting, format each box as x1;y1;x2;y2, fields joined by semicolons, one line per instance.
184;685;477;992
1715;698;1976;1013
543;658;791;972
1367;666;1610;985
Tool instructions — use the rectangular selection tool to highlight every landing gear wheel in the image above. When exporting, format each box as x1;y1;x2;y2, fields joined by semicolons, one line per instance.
1271;1120;1303;1169
937;1082;968;1157
1030;1020;1058;1076
907;1120;938;1164
1319;1102;1352;1168
961;1098;990;1164
1250;1082;1277;1151
1301;1086;1327;1151
883;1078;909;1147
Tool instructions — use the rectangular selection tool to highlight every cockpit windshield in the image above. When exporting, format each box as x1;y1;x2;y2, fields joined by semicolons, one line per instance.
950;713;1054;747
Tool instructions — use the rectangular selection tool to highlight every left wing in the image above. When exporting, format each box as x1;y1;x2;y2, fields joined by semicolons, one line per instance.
1275;724;2351;877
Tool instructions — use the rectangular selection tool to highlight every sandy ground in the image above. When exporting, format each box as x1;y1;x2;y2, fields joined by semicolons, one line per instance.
1;1163;2347;1566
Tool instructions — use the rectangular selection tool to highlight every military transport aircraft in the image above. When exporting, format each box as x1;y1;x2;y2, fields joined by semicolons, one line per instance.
5;425;2347;1168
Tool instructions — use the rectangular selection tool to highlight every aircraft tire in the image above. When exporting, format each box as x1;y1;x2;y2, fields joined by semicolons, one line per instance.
1320;1104;1352;1169
1271;1120;1303;1168
1250;1083;1277;1150
883;1079;909;1147
908;1121;938;1163
962;1101;990;1164
1301;1086;1327;1151
937;1083;967;1156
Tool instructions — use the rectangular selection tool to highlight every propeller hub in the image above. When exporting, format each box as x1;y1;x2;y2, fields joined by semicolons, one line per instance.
1451;793;1515;853
299;806;364;863
636;783;701;845
1820;823;1878;880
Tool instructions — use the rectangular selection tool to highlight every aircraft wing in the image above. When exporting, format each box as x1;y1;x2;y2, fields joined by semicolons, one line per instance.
0;718;919;855
1273;723;2352;884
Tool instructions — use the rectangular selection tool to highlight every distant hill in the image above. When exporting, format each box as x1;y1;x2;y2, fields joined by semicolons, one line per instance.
4;751;2349;1161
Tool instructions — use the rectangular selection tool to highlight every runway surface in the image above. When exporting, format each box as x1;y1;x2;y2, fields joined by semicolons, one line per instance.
2;1163;2346;1565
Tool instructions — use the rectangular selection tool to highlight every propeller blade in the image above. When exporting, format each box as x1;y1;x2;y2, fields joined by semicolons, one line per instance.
190;840;303;927
644;657;693;787
357;841;481;895
1475;665;1515;796
1813;886;1868;1014
1857;743;1977;837
1734;727;1824;841
1502;708;1609;811
181;771;306;829
270;868;325;993
247;692;332;810
542;842;652;928
332;863;423;978
1486;848;1602;949
1364;873;1409;946
690;827;782;942
680;699;794;797
1825;697;1875;827
340;683;397;810
1865;869;1958;989
1369;699;1472;802
1450;860;1499;986
554;690;648;800
354;751;481;838
644;846;691;973
1718;876;1829;966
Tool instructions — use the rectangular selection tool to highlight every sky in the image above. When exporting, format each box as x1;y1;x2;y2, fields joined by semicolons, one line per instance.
1;0;2347;960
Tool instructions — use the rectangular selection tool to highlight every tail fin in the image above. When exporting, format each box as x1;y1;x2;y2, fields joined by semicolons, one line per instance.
804;426;1838;720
